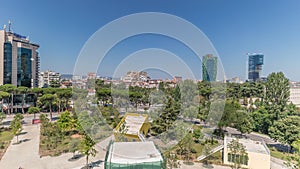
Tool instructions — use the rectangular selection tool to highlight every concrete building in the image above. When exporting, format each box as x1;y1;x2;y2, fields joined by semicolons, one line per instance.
248;53;264;82
202;54;217;82
226;77;243;84
39;70;60;88
122;71;149;83
0;25;39;88
105;141;165;169
114;113;150;142
223;136;270;169
290;86;300;107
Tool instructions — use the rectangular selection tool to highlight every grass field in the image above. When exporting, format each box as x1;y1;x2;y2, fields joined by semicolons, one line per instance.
0;128;14;159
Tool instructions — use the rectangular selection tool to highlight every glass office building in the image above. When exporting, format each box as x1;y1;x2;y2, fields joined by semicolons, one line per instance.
0;28;39;88
248;53;264;82
202;54;218;82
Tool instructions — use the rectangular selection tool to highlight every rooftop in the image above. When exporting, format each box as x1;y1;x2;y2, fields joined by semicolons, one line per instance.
225;136;270;155
119;113;147;135
107;141;163;164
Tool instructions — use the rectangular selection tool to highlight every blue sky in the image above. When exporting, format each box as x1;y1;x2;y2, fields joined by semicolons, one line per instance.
1;0;300;81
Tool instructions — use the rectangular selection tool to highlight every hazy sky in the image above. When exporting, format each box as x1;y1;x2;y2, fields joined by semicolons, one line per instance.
1;0;300;81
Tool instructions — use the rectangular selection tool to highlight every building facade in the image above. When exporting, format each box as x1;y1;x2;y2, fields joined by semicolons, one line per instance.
223;136;270;169
0;28;39;88
105;141;165;169
290;86;300;107
248;53;264;82
38;70;60;88
202;54;217;82
114;113;150;142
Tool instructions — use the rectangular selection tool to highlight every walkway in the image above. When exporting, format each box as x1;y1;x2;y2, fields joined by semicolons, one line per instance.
0;124;108;169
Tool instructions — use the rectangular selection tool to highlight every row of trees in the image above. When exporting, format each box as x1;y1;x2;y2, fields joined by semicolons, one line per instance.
0;84;73;119
94;71;299;146
40;111;97;168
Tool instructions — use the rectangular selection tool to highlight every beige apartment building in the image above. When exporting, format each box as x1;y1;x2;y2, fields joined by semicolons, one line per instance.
290;86;300;107
223;136;270;169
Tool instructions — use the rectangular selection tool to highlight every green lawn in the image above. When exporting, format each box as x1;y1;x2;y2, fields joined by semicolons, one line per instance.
0;128;14;159
39;134;81;157
269;147;293;161
0;130;14;142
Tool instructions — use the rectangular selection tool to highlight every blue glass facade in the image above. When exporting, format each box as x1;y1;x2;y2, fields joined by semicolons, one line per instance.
202;54;218;82
17;48;32;87
3;42;12;84
248;54;264;82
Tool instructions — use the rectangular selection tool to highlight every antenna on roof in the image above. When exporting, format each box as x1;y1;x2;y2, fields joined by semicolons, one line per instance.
8;20;12;32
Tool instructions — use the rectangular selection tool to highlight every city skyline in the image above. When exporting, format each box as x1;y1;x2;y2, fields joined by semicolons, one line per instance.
1;1;300;81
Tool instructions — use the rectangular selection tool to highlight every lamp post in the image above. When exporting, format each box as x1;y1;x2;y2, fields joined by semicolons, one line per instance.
30;58;34;88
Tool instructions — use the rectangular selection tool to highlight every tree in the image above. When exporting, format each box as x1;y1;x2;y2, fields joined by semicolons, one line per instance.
234;110;253;135
0;112;5;125
268;116;300;148
69;139;80;159
56;89;72;112
0;91;10;113
202;143;212;167
16;86;29;114
264;72;290;123
116;121;128;142
0;84;16;114
39;94;56;121
217;100;240;134
174;85;181;102
10;113;24;143
180;133;194;162
79;134;97;168
250;106;271;134
193;128;204;143
286;140;300;169
28;107;40;119
57;111;77;133
227;138;248;169
165;151;180;169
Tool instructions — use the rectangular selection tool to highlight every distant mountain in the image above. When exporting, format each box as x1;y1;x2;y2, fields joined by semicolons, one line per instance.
61;74;73;80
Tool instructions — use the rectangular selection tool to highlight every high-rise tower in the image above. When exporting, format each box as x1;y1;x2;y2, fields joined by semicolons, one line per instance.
202;54;217;82
0;23;39;88
248;53;264;82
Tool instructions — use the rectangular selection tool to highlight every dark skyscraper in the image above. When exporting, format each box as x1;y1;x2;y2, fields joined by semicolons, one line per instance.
248;53;264;82
202;54;217;82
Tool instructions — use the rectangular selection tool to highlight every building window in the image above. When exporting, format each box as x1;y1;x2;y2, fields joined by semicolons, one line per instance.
17;48;32;87
3;43;12;84
228;153;248;165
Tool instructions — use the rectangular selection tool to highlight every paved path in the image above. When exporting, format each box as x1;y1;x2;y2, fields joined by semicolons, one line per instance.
271;157;289;169
179;161;231;169
0;124;108;169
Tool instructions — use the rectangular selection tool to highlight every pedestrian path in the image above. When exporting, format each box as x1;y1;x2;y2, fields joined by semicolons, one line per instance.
0;124;107;169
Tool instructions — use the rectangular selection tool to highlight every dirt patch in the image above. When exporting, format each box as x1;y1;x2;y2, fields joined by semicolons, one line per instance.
71;134;82;139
